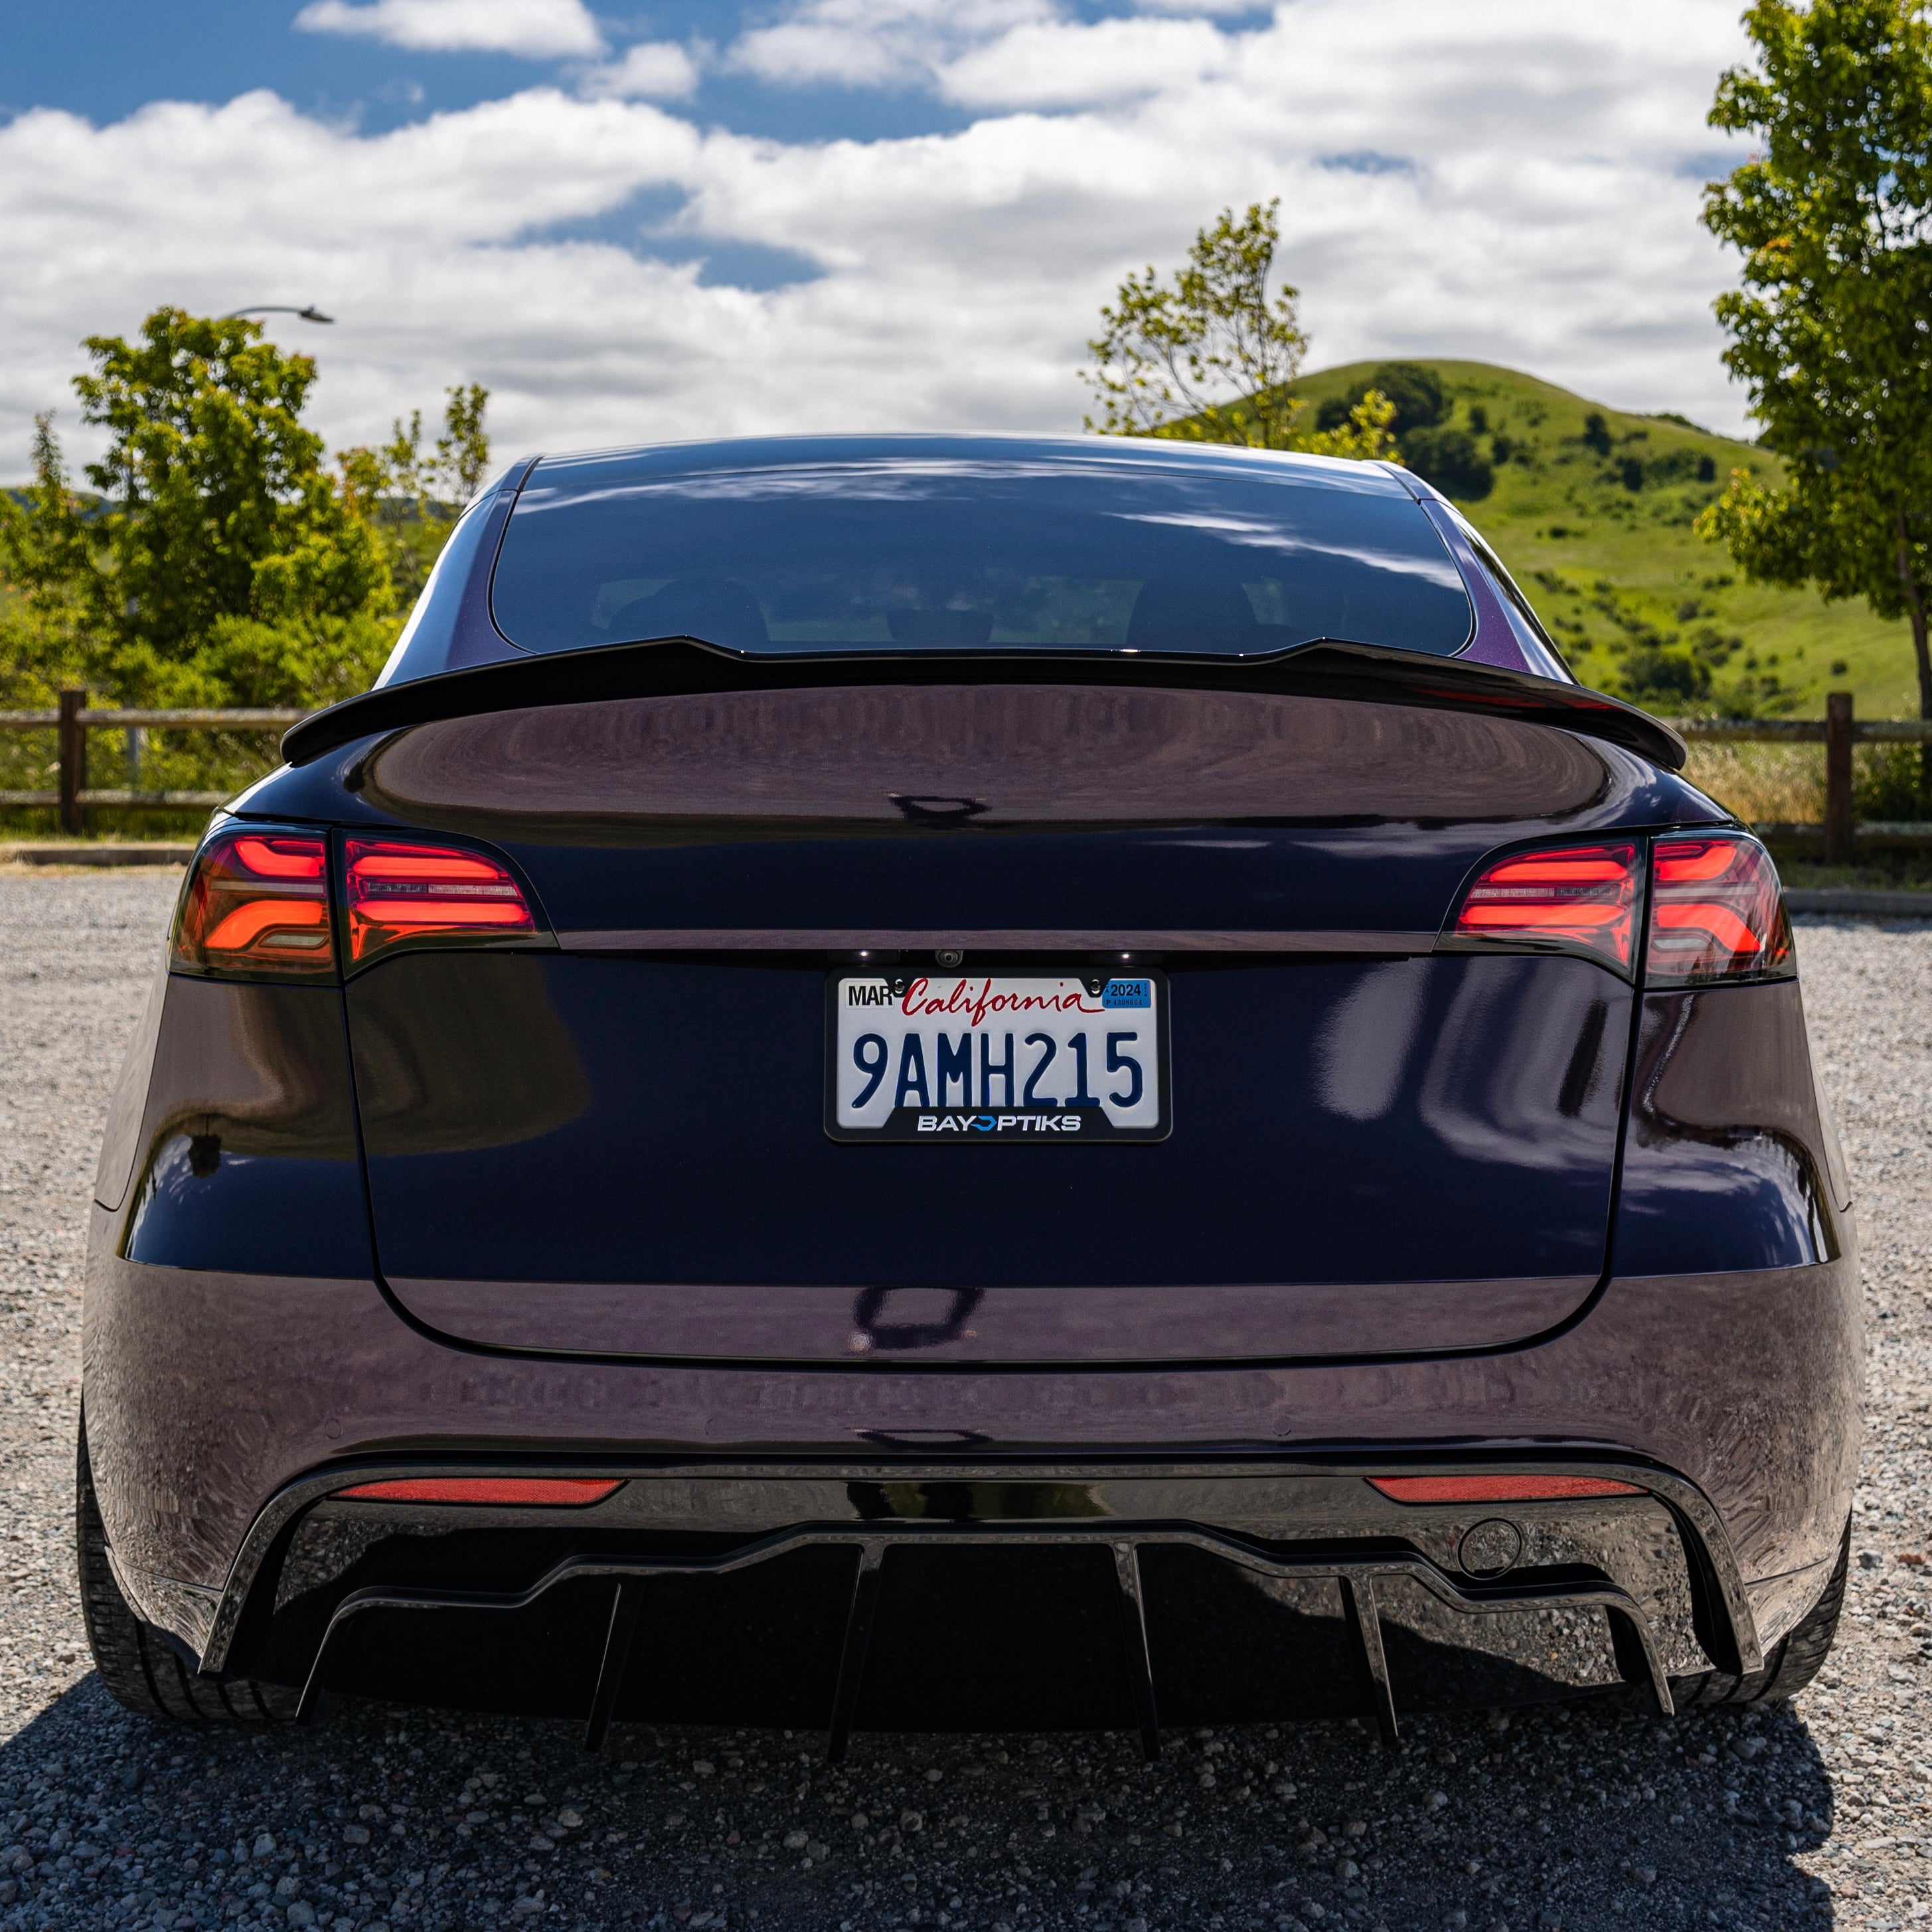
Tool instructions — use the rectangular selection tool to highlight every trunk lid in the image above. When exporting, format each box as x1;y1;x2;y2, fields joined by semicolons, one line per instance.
337;681;1645;1363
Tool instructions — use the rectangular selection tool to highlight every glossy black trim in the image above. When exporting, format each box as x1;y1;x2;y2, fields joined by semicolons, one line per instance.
283;636;1686;773
559;929;1439;956
192;1450;1761;1688
292;1522;1677;1748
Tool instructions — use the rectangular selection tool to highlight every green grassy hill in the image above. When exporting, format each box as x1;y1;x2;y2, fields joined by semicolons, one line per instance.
1295;359;1915;718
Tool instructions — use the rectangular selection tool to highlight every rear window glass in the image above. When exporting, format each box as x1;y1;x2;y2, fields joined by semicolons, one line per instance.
489;442;1473;661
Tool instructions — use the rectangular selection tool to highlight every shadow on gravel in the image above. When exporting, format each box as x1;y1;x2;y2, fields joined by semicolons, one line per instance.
1305;1693;1842;1931
0;1675;1854;1932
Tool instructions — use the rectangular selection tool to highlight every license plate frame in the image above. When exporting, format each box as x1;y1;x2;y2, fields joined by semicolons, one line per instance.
825;967;1172;1143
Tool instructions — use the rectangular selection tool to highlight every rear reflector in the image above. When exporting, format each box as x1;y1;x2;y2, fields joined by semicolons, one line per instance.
171;829;333;979
345;838;537;967
1370;1474;1643;1503
1449;841;1641;973
1647;834;1793;986
335;1477;623;1505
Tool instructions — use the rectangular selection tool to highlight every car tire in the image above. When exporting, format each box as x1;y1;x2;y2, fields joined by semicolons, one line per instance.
76;1419;297;1724
1674;1520;1849;1709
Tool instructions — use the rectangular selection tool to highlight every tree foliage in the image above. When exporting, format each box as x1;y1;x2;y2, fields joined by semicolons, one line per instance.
1297;388;1400;462
1401;425;1494;501
1082;201;1397;462
1316;362;1446;440
1697;0;1932;782
0;309;388;704
1084;201;1309;446
0;310;490;711
339;382;494;607
0;415;93;700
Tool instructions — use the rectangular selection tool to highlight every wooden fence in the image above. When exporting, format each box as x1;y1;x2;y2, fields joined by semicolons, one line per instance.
1676;693;1932;862
0;690;306;827
2;686;1931;854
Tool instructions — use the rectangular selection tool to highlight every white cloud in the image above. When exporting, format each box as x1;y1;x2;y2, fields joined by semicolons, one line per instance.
1127;0;1271;13
939;17;1232;108
1;0;1764;484
578;42;702;101
729;0;1052;90
294;0;604;58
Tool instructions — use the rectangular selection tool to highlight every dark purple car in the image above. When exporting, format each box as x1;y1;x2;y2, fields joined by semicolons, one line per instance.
78;436;1858;1753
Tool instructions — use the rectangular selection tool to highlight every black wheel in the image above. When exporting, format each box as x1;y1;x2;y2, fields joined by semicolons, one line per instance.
76;1418;297;1724
1675;1519;1848;1709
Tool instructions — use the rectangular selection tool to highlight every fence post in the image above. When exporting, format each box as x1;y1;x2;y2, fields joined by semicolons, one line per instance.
56;688;87;837
1824;690;1854;866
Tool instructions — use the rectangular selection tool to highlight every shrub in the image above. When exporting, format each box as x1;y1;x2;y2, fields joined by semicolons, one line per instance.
1400;426;1494;501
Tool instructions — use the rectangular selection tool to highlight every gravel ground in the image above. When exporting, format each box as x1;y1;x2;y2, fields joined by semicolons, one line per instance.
2;877;1929;1932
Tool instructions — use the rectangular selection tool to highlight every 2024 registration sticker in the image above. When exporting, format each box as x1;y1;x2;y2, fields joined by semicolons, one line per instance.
827;971;1171;1143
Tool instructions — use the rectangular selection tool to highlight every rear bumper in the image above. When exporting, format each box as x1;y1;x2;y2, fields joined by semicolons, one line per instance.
81;1229;1862;1597
132;1456;1763;1749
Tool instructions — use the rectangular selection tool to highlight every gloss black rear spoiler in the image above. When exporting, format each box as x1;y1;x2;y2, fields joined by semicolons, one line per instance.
281;635;1686;771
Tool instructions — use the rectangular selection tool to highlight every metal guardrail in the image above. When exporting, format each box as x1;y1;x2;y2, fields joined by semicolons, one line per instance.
0;688;1927;854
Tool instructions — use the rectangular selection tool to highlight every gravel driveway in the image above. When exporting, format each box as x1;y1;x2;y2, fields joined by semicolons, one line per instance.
2;874;1928;1932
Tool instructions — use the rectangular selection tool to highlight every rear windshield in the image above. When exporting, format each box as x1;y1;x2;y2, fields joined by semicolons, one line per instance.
489;443;1474;660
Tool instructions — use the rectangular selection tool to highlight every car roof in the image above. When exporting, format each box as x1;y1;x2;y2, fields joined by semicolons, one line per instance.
521;434;1422;500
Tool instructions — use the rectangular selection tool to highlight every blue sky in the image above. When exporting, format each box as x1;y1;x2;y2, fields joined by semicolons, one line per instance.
0;1;1756;474
1;1;1000;146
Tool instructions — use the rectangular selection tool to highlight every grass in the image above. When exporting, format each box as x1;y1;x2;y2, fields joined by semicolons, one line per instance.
1295;359;1921;720
1680;744;1824;824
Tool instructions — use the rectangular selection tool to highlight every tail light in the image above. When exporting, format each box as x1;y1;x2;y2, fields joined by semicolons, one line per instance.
1370;1474;1643;1504
335;1477;622;1506
171;829;333;979
1646;834;1793;985
1446;841;1641;973
345;838;538;967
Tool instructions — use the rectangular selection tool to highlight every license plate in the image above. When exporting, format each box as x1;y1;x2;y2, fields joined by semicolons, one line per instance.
827;970;1170;1143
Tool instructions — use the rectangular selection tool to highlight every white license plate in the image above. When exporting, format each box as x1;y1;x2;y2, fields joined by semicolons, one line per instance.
827;971;1170;1143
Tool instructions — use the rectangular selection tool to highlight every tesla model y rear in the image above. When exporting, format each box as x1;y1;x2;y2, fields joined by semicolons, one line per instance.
78;436;1858;1750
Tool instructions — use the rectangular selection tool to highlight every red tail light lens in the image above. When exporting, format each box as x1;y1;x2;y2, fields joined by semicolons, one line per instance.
1370;1475;1643;1503
171;829;333;979
1448;841;1641;973
1647;834;1793;986
335;1477;623;1505
345;838;537;967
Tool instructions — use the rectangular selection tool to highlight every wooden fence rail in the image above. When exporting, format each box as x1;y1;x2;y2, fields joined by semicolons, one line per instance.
0;690;309;827
1674;692;1932;862
1;686;1929;854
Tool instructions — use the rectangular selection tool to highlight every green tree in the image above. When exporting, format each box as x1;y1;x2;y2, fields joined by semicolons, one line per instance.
1697;0;1932;792
338;382;492;607
1082;202;1396;461
1316;361;1446;439
0;414;93;703
1084;201;1309;446
0;307;392;705
1400;426;1494;501
1298;388;1400;461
